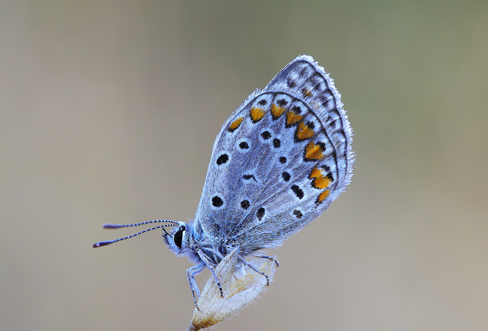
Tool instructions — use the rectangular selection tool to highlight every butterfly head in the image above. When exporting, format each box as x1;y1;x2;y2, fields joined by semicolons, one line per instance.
163;221;196;258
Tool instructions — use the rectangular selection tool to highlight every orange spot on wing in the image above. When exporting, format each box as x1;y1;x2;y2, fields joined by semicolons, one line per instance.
286;111;303;126
271;104;285;118
317;190;330;203
250;107;265;122
305;142;324;160
309;167;322;178
228;117;243;131
309;167;330;189
296;122;315;140
302;88;312;97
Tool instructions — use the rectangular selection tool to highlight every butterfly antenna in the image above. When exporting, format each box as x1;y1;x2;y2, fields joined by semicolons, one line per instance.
93;220;178;248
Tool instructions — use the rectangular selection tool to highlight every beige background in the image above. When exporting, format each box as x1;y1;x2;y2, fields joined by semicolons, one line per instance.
1;1;487;330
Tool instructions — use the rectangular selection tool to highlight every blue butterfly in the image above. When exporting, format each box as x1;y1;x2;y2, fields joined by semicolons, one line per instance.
94;55;354;307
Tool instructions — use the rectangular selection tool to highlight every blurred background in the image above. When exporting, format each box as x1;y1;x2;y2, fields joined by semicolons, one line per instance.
1;1;487;330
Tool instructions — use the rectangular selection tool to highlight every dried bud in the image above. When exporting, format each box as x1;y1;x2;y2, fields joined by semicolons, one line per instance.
188;247;277;330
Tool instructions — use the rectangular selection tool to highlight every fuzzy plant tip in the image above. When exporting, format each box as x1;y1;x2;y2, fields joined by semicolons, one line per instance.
188;247;277;331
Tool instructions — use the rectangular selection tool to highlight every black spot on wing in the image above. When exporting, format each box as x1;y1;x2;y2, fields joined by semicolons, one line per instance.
212;196;223;207
291;185;304;199
216;154;229;165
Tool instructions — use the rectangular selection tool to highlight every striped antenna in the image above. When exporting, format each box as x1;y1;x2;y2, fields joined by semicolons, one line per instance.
93;220;179;248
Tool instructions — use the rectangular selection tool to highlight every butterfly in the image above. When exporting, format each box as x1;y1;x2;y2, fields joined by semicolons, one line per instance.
94;55;354;307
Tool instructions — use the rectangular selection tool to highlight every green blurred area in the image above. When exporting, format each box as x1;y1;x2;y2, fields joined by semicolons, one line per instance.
1;1;487;330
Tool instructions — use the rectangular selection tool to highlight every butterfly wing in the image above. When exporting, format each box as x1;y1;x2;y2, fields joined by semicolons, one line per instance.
193;55;354;252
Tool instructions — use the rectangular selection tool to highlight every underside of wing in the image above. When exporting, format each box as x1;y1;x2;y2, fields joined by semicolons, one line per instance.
193;55;354;253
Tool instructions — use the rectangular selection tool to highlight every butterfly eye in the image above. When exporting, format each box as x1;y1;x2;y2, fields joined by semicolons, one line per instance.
173;226;185;248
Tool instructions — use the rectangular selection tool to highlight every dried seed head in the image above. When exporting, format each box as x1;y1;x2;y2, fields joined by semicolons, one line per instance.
188;247;277;330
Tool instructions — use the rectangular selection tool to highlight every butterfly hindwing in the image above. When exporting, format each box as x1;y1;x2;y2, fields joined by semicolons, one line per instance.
193;55;354;252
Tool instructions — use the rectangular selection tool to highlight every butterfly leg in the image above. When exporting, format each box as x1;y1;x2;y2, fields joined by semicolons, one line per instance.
238;257;271;286
194;246;225;299
207;264;224;298
186;262;206;309
254;254;280;267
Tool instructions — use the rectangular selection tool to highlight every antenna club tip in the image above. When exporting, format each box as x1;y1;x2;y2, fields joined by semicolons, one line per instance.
93;241;111;248
103;224;122;229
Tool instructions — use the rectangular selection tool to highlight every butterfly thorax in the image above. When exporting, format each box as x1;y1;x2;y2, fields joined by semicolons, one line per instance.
164;221;237;268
